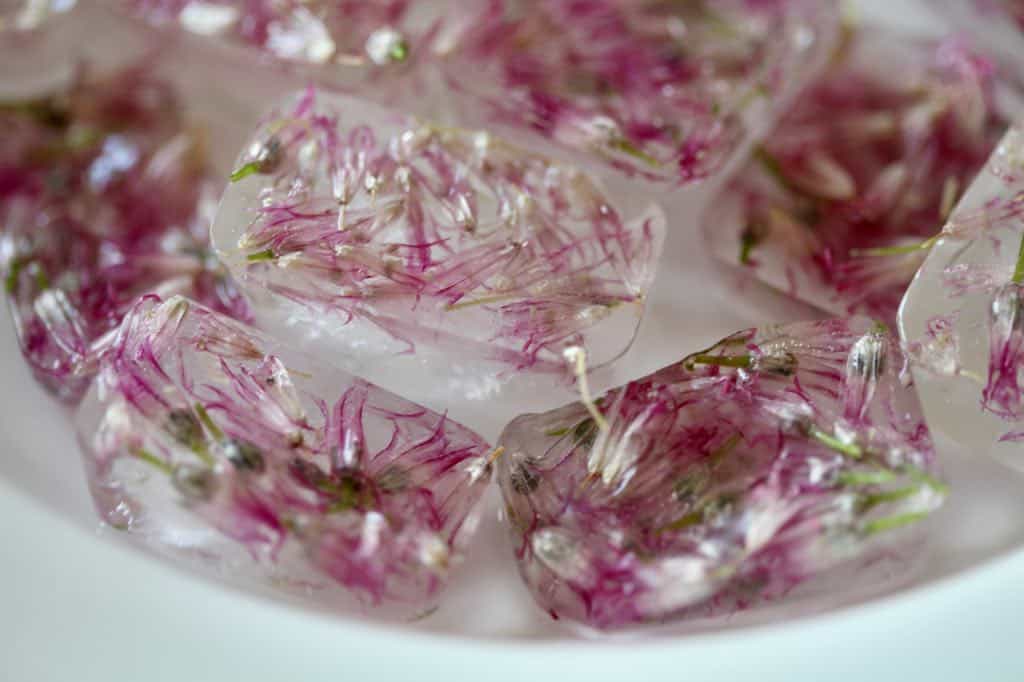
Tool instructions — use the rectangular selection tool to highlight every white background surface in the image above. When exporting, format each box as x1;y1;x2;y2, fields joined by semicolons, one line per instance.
4;1;1024;680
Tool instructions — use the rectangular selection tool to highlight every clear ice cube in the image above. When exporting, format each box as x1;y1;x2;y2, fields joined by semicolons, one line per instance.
0;3;332;401
439;0;840;186
703;26;1021;325
0;0;78;99
211;88;665;439
75;295;494;617
497;317;945;630
900;121;1024;471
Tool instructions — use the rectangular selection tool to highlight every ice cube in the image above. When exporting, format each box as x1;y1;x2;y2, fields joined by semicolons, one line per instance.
0;63;247;402
703;27;1021;325
0;0;78;99
75;294;494;617
496;317;945;629
900;122;1024;471
117;0;490;97
211;88;665;439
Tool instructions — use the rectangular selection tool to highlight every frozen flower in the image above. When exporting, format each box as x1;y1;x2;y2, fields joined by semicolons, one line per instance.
0;63;249;401
496;317;944;629
899;121;1024;469
444;0;838;183
704;27;1013;324
214;88;662;390
79;295;493;613
983;281;1024;418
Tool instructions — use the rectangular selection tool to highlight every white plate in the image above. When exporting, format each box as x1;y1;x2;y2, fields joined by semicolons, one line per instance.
4;2;1024;680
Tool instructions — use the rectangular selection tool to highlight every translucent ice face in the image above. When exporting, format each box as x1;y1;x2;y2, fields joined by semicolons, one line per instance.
0;0;76;31
928;1;1024;87
0;64;247;401
211;88;665;437
441;0;840;185
497;318;944;630
900;122;1024;471
76;295;494;617
703;27;1020;326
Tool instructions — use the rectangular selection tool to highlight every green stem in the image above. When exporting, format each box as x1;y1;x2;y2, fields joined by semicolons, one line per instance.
193;443;216;467
754;147;789;189
246;248;277;262
193;403;224;442
229;161;261;183
4;257;27;294
686;353;753;370
808;425;863;459
608;138;661;168
739;223;763;265
862;511;929;536
1012;233;1024;284
34;265;49;291
851;234;939;258
133;448;174;475
445;292;521;311
836;469;897;487
657;509;704;534
860;485;919;512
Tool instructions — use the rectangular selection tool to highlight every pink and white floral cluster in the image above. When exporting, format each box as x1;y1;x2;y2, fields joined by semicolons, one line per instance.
0;63;248;400
125;0;839;184
497;318;944;629
82;294;493;609
224;88;661;374
706;28;1011;325
0;2;962;628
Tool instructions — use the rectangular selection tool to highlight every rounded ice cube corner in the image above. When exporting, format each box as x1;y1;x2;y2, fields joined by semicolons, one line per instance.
211;87;667;434
74;294;495;619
